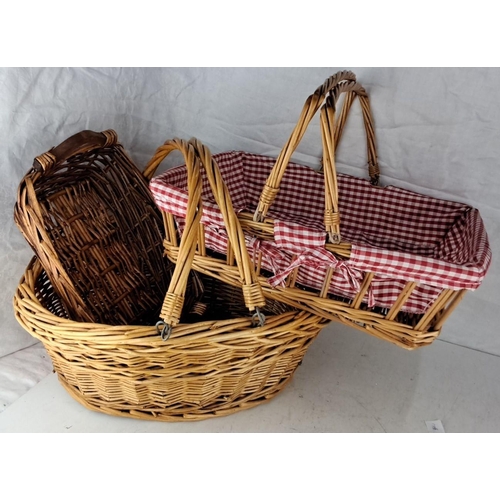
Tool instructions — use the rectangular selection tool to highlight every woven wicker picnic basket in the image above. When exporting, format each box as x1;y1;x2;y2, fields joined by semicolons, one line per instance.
148;70;492;350
13;138;328;421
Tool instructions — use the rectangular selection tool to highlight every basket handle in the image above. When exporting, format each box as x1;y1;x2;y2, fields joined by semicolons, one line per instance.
144;138;266;339
32;129;118;172
253;71;379;243
188;137;266;310
319;80;379;242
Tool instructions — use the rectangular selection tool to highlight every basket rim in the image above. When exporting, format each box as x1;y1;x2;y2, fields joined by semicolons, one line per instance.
14;256;322;343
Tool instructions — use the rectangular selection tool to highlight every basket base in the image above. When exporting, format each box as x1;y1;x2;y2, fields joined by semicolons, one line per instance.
57;371;296;422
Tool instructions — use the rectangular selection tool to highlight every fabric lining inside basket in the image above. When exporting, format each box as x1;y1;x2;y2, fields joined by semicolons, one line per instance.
150;151;491;314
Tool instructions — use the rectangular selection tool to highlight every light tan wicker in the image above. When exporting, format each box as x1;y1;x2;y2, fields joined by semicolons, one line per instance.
146;72;490;350
13;139;328;422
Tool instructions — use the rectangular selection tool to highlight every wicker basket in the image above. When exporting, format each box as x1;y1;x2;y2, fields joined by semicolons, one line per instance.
13;139;328;422
14;129;170;326
147;72;492;350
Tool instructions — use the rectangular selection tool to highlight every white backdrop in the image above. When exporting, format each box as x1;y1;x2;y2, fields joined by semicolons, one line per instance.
1;67;499;360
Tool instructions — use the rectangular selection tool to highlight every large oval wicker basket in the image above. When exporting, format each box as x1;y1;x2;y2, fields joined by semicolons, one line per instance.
13;139;328;422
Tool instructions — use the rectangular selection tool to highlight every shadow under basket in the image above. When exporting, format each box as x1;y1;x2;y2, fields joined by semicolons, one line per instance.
14;257;328;422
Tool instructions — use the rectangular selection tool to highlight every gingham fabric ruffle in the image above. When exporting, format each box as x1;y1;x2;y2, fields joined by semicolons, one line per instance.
150;151;491;314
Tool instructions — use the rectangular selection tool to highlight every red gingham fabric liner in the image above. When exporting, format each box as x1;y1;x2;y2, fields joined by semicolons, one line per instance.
150;151;491;314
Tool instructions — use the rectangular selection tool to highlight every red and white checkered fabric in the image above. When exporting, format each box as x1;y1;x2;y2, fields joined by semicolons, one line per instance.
150;151;492;314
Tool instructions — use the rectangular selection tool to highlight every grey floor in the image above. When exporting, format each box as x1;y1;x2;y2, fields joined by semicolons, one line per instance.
1;320;499;433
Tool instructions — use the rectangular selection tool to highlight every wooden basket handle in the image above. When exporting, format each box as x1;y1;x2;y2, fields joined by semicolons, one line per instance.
32;129;118;173
144;138;266;339
253;71;379;243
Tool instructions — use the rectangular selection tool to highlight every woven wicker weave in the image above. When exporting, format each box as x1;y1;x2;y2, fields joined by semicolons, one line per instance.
14;130;170;326
13;139;328;421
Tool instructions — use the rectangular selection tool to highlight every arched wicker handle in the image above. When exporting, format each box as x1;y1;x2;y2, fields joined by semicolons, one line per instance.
253;71;379;243
327;81;379;184
33;129;118;173
319;79;379;242
143;138;266;338
188;138;266;311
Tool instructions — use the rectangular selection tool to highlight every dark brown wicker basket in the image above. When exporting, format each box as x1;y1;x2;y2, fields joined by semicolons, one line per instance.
14;129;171;326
